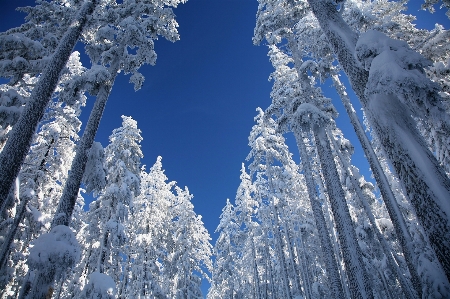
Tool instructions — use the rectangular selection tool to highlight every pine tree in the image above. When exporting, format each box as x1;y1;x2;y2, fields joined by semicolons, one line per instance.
247;108;309;299
169;186;212;299
364;113;450;298
0;51;87;297
126;157;175;298
266;44;348;299
232;164;261;299
53;0;187;228
89;115;142;280
0;0;98;209
301;0;450;280
208;199;239;299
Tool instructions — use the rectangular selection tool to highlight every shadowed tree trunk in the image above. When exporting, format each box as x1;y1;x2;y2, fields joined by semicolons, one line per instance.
305;0;450;283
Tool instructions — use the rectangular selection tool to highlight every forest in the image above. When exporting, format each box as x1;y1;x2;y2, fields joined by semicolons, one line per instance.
0;0;449;298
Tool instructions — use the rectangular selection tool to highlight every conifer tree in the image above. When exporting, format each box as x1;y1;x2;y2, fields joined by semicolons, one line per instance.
88;115;142;280
0;0;98;208
302;0;450;280
253;1;447;290
168;186;212;299
0;51;87;297
247;108;309;299
208;199;239;299
233;164;262;299
126;157;175;298
53;0;187;228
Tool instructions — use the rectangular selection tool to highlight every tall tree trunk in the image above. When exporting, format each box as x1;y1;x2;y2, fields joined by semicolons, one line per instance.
312;123;373;299
283;221;304;297
0;191;32;269
0;0;97;212
369;93;450;278
294;232;312;299
52;67;118;227
293;129;345;299
97;231;109;274
331;74;422;296
328;128;419;299
298;233;313;299
377;269;395;299
304;0;450;279
249;232;261;299
272;206;293;299
321;187;352;299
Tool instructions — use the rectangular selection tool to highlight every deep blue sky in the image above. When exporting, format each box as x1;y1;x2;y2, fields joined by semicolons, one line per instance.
0;0;449;296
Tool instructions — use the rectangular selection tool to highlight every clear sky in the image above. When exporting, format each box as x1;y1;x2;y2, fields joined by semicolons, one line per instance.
0;0;449;296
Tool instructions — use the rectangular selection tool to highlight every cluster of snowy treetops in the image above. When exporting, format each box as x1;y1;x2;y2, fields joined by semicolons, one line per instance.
209;0;450;298
0;0;213;298
0;0;449;298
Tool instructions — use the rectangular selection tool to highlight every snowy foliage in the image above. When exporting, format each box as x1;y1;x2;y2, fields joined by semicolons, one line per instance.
356;30;443;119
86;115;142;280
27;225;80;275
83;0;187;90
1;0;450;298
81;272;116;299
82;142;107;195
421;0;450;19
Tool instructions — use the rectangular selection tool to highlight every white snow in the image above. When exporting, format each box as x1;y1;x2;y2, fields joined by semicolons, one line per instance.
27;225;80;272
82;272;117;298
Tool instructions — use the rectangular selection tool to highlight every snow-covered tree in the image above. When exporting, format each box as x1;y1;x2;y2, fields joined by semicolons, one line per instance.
0;51;87;297
229;164;263;299
254;0;450;285
80;272;117;299
364;112;450;299
125;157;175;298
17;115;141;298
53;0;187;230
421;0;450;19
266;44;347;299
88;115;142;280
289;4;446;295
246;108;310;299
168;186;212;299
19;225;81;299
0;0;98;208
208;199;239;299
353;27;450;281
